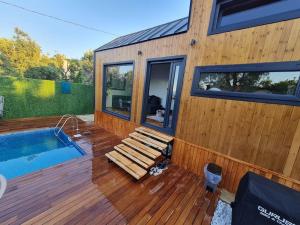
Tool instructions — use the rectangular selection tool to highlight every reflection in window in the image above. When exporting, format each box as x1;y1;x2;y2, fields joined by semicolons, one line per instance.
103;63;134;119
198;72;299;95
209;0;300;34
191;62;300;105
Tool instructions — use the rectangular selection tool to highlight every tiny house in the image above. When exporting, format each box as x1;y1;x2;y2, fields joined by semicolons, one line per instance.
94;0;300;191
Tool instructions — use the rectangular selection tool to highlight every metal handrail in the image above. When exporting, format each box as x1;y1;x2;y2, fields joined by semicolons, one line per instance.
54;114;79;137
56;117;79;136
0;175;7;199
54;114;73;130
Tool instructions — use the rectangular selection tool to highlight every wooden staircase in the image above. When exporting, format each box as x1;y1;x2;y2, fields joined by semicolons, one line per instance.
105;127;174;180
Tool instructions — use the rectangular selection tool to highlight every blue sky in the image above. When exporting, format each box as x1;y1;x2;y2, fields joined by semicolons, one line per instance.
0;0;190;59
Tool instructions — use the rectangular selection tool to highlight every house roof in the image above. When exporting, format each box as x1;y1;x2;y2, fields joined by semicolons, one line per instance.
95;17;189;52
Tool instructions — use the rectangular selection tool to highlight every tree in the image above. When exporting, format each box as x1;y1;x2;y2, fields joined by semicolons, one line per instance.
52;54;66;68
0;27;94;84
13;28;41;75
0;52;17;76
260;78;298;95
24;65;62;80
68;59;82;83
80;50;94;84
200;72;268;92
0;28;42;76
0;38;19;76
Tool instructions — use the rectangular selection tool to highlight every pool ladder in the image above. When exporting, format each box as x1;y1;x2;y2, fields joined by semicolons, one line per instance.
54;114;80;137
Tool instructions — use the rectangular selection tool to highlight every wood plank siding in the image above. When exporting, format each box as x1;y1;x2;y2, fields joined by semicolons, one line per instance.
95;0;300;183
95;112;300;193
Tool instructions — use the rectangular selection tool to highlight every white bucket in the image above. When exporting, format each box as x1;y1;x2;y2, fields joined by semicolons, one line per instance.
0;96;4;118
0;175;7;199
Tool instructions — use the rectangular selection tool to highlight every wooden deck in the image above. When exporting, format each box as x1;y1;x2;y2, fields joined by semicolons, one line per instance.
0;117;219;225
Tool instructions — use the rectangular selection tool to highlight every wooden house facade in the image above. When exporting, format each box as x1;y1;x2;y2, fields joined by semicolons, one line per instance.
94;0;300;192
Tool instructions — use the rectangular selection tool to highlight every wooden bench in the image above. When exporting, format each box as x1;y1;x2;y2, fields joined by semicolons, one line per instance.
105;127;173;180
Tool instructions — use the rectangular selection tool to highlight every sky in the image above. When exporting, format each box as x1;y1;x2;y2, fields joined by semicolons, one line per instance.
0;0;190;59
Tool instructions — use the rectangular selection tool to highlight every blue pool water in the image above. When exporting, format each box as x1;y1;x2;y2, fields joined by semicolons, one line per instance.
0;128;85;180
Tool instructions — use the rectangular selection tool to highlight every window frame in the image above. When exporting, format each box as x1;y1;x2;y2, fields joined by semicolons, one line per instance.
208;0;300;35
141;55;187;135
191;61;300;106
102;61;135;120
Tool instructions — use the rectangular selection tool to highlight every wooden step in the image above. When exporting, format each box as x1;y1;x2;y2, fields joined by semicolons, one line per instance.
122;138;161;159
114;144;155;169
136;127;173;143
105;151;147;180
129;132;168;150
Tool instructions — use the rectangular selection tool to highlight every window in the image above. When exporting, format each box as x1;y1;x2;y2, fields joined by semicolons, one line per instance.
191;62;300;105
141;56;185;135
208;0;300;35
102;62;134;120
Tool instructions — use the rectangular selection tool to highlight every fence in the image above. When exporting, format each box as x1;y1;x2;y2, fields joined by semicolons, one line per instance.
0;76;94;119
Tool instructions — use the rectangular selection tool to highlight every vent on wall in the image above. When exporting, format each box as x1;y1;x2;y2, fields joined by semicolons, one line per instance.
0;96;4;118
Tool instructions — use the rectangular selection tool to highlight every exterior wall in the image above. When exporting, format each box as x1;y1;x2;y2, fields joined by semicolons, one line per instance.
95;111;300;192
95;0;300;182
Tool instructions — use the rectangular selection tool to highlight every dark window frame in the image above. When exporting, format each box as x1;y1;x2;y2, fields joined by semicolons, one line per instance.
102;61;135;120
208;0;300;35
191;61;300;106
141;55;187;135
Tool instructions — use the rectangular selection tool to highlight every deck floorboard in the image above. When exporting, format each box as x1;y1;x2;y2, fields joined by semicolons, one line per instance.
0;116;219;224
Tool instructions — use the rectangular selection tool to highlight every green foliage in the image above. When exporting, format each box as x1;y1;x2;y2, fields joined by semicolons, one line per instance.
0;52;17;76
67;59;82;82
259;79;297;95
24;65;62;80
0;28;41;76
0;76;94;119
80;50;94;84
201;72;298;95
0;28;94;84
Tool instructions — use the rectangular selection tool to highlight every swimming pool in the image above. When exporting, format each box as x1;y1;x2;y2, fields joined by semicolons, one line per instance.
0;128;85;180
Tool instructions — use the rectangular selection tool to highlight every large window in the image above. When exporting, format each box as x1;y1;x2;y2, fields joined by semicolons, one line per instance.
103;62;134;120
191;62;300;105
141;57;185;135
208;0;300;35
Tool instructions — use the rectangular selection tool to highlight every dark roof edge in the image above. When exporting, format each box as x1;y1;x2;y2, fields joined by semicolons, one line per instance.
95;0;193;52
94;16;190;52
94;29;188;53
122;17;188;40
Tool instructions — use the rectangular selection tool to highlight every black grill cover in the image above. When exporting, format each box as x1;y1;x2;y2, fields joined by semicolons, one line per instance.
232;172;300;225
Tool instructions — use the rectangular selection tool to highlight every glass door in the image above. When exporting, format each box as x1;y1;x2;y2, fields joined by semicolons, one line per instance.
141;57;185;135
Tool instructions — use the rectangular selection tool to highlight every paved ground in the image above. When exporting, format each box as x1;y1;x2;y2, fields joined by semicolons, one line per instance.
76;114;94;122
